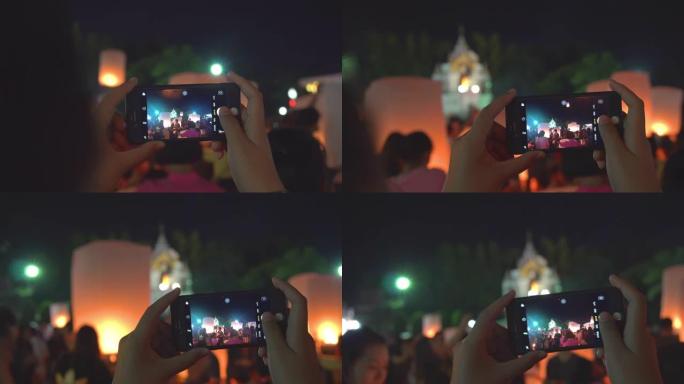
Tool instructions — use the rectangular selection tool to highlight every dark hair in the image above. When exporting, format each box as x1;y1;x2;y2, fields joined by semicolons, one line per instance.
341;327;386;381
155;141;203;165
283;107;320;130
402;131;433;166
663;149;684;192
0;307;17;339
380;132;405;177
74;325;101;359
659;318;673;331
269;128;329;191
446;116;465;136
2;0;96;191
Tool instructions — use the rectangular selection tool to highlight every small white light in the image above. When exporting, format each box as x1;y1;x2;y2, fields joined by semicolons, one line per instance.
142;92;146;96
224;298;231;304
561;298;567;304
457;84;468;93
540;289;550;295
467;319;476;328
182;90;188;96
521;102;525;107
287;88;298;99
278;107;287;116
185;301;189;305
471;84;481;94
520;303;525;308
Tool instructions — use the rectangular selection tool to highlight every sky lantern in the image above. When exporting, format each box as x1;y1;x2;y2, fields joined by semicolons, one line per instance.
72;241;151;355
50;303;70;329
661;265;684;340
650;86;683;139
365;77;450;172
422;313;442;338
610;71;654;137
98;49;126;88
289;273;342;349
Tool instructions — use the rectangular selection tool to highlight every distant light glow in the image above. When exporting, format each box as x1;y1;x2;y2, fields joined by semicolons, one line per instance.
471;84;481;94
305;81;320;94
171;282;181;290
210;63;224;76
287;88;298;99
24;264;40;279
317;321;340;345
457;84;468;93
337;264;342;277
395;276;411;291
342;318;360;334
467;319;476;328
278;107;287;116
541;289;550;295
100;73;120;87
54;315;68;328
231;320;243;331
652;122;670;136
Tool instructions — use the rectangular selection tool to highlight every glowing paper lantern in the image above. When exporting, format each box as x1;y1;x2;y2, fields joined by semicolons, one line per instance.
365;77;450;172
98;49;126;88
422;313;442;338
50;303;70;329
289;273;342;347
72;241;151;355
651;86;683;139
661;265;684;341
610;71;654;136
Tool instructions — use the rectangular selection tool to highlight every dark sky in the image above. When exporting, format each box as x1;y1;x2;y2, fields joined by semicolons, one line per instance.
344;194;684;298
68;0;340;88
344;0;684;86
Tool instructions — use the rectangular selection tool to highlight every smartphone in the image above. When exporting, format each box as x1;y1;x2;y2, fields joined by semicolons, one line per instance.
506;287;624;354
506;91;622;154
170;287;288;352
126;83;241;144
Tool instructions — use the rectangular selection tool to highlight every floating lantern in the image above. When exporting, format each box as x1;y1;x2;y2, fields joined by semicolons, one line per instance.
422;313;442;338
661;265;684;341
651;86;683;139
72;241;151;355
365;77;450;172
98;49;126;88
50;303;70;329
289;273;342;348
610;71;653;136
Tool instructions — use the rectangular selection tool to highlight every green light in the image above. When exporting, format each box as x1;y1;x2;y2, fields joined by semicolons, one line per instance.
395;276;411;291
210;63;224;76
24;264;40;279
337;265;342;277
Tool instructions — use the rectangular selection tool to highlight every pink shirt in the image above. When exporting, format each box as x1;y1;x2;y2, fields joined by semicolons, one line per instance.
388;168;446;192
136;172;224;193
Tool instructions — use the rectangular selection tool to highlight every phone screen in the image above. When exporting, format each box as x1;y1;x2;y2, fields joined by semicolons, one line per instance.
126;83;240;144
171;288;286;351
506;92;622;154
506;288;623;354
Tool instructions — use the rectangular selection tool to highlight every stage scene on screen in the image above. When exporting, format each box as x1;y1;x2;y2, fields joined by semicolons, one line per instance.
146;89;216;140
189;295;260;347
525;96;598;151
524;296;601;351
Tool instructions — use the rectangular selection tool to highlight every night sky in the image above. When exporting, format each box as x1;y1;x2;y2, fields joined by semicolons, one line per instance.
344;0;684;87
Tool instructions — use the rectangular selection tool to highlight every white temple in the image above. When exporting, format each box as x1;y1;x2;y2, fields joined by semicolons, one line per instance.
150;225;193;303
432;27;493;119
502;232;562;297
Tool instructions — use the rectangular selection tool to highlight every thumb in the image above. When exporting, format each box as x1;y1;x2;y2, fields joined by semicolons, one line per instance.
598;115;628;158
122;141;165;169
499;350;546;380
160;348;210;377
218;106;249;147
598;311;624;357
497;151;544;177
261;312;289;356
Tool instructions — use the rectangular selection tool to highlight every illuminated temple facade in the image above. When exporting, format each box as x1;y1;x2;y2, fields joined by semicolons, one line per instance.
502;233;562;297
150;225;193;303
432;28;493;119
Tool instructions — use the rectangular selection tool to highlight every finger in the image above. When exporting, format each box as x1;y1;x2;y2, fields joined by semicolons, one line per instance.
496;151;545;177
97;78;139;127
261;312;289;356
218;107;251;147
120;141;165;170
470;89;516;144
136;288;181;339
598;311;624;357
609;275;647;343
470;290;515;341
598;115;629;158
499;351;546;380
609;79;646;147
271;277;309;350
593;150;606;170
160;348;210;378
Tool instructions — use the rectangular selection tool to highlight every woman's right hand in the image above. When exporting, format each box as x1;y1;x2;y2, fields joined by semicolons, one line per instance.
258;277;323;384
597;275;663;384
213;72;286;192
593;80;660;192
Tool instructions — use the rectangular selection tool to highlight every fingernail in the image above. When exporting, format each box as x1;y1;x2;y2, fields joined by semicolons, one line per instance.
217;106;228;116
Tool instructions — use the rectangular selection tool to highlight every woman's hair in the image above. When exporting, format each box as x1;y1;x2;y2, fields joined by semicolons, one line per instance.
341;327;386;381
74;325;101;359
2;1;96;191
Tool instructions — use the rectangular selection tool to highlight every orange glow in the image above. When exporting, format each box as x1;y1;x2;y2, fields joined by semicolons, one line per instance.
651;122;670;137
661;265;684;341
317;321;341;345
54;315;68;328
674;317;682;330
100;73;121;87
98;49;126;88
50;303;70;329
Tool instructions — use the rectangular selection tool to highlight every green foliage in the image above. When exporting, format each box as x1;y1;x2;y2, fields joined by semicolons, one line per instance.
535;52;620;94
127;45;206;84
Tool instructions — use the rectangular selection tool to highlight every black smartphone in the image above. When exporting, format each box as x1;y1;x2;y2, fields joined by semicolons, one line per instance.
506;287;624;355
170;287;288;352
126;83;241;144
506;91;622;154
